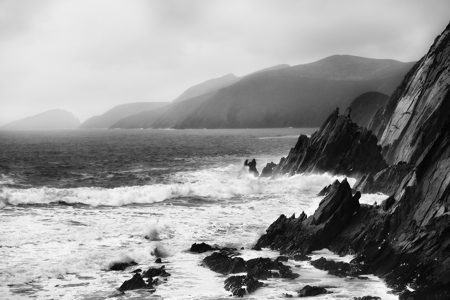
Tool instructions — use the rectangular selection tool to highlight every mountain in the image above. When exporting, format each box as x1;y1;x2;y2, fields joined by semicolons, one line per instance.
173;74;240;103
80;102;169;128
150;55;414;129
348;92;389;128
0;109;80;130
257;22;450;299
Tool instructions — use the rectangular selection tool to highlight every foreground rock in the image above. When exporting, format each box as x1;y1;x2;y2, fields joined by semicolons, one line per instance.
255;178;360;255
118;273;152;292
202;251;246;274
271;108;386;178
224;275;264;297
297;285;329;297
109;260;138;271
190;242;219;253
310;257;362;277
260;162;277;177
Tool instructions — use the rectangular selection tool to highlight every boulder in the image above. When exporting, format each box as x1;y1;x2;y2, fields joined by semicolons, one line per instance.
202;251;246;274
310;257;363;277
224;275;264;297
190;242;218;253
297;285;329;297
118;273;149;292
142;265;171;278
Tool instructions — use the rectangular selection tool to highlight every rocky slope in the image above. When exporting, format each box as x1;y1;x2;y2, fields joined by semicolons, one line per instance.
114;55;414;129
80;102;169;128
0;109;80;130
165;55;414;129
270;108;386;178
257;22;450;299
349;92;389;128
172;74;239;103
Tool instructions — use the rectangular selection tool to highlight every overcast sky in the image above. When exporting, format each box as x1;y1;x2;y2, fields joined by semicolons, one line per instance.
0;0;449;125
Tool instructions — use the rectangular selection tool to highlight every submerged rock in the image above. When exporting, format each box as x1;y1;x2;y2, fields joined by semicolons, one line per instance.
297;285;329;297
109;260;138;271
190;242;218;253
224;275;264;297
354;296;381;300
142;265;171;278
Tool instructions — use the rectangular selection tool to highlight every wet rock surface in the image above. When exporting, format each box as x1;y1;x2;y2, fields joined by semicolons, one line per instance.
118;273;150;292
224;275;264;297
260;162;277;177
297;285;330;297
190;242;219;253
244;159;259;176
202;251;246;274
310;257;362;277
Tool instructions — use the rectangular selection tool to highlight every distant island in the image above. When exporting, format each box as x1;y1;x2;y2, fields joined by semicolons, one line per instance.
0;109;80;130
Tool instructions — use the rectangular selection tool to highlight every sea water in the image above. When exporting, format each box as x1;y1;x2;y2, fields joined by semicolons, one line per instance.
0;129;395;299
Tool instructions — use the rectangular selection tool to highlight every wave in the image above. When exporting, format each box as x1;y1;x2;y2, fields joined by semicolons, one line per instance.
0;164;357;208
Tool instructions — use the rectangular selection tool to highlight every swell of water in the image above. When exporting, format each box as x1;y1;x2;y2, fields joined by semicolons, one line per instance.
0;129;395;300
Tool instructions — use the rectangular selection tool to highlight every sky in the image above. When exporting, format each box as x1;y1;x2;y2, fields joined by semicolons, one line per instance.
0;0;449;125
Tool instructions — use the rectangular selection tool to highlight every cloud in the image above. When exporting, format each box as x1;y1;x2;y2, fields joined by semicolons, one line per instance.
0;0;449;125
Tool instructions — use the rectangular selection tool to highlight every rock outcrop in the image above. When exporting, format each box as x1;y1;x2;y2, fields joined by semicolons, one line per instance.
271;109;386;178
256;22;450;300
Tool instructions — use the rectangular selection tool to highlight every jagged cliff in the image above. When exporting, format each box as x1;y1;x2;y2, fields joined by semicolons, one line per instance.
257;22;450;299
271;108;386;178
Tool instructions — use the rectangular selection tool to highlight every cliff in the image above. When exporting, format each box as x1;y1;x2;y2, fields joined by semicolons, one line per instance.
257;22;450;299
0;109;80;130
271;108;386;178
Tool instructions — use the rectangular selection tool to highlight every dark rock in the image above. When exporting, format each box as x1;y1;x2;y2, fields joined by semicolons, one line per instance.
154;258;162;263
261;162;277;177
251;245;262;251
246;257;299;280
310;257;363;277
118;273;148;292
317;179;341;197
202;251;246;274
109;260;138;271
380;196;395;211
142;265;171;278
224;275;263;297
297;285;329;297
293;254;311;261
353;162;414;195
271;108;386;178
276;256;289;262
190;242;218;253
256;178;360;255
245;159;260;177
283;293;293;298
353;297;381;300
131;268;142;273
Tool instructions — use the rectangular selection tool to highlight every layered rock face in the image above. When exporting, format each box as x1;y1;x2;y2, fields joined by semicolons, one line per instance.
369;23;450;165
258;23;450;299
271;108;386;178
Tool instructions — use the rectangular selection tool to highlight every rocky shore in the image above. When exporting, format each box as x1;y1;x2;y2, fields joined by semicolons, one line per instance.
255;22;450;299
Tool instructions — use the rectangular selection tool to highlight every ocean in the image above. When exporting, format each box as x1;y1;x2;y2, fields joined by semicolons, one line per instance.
0;128;395;299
